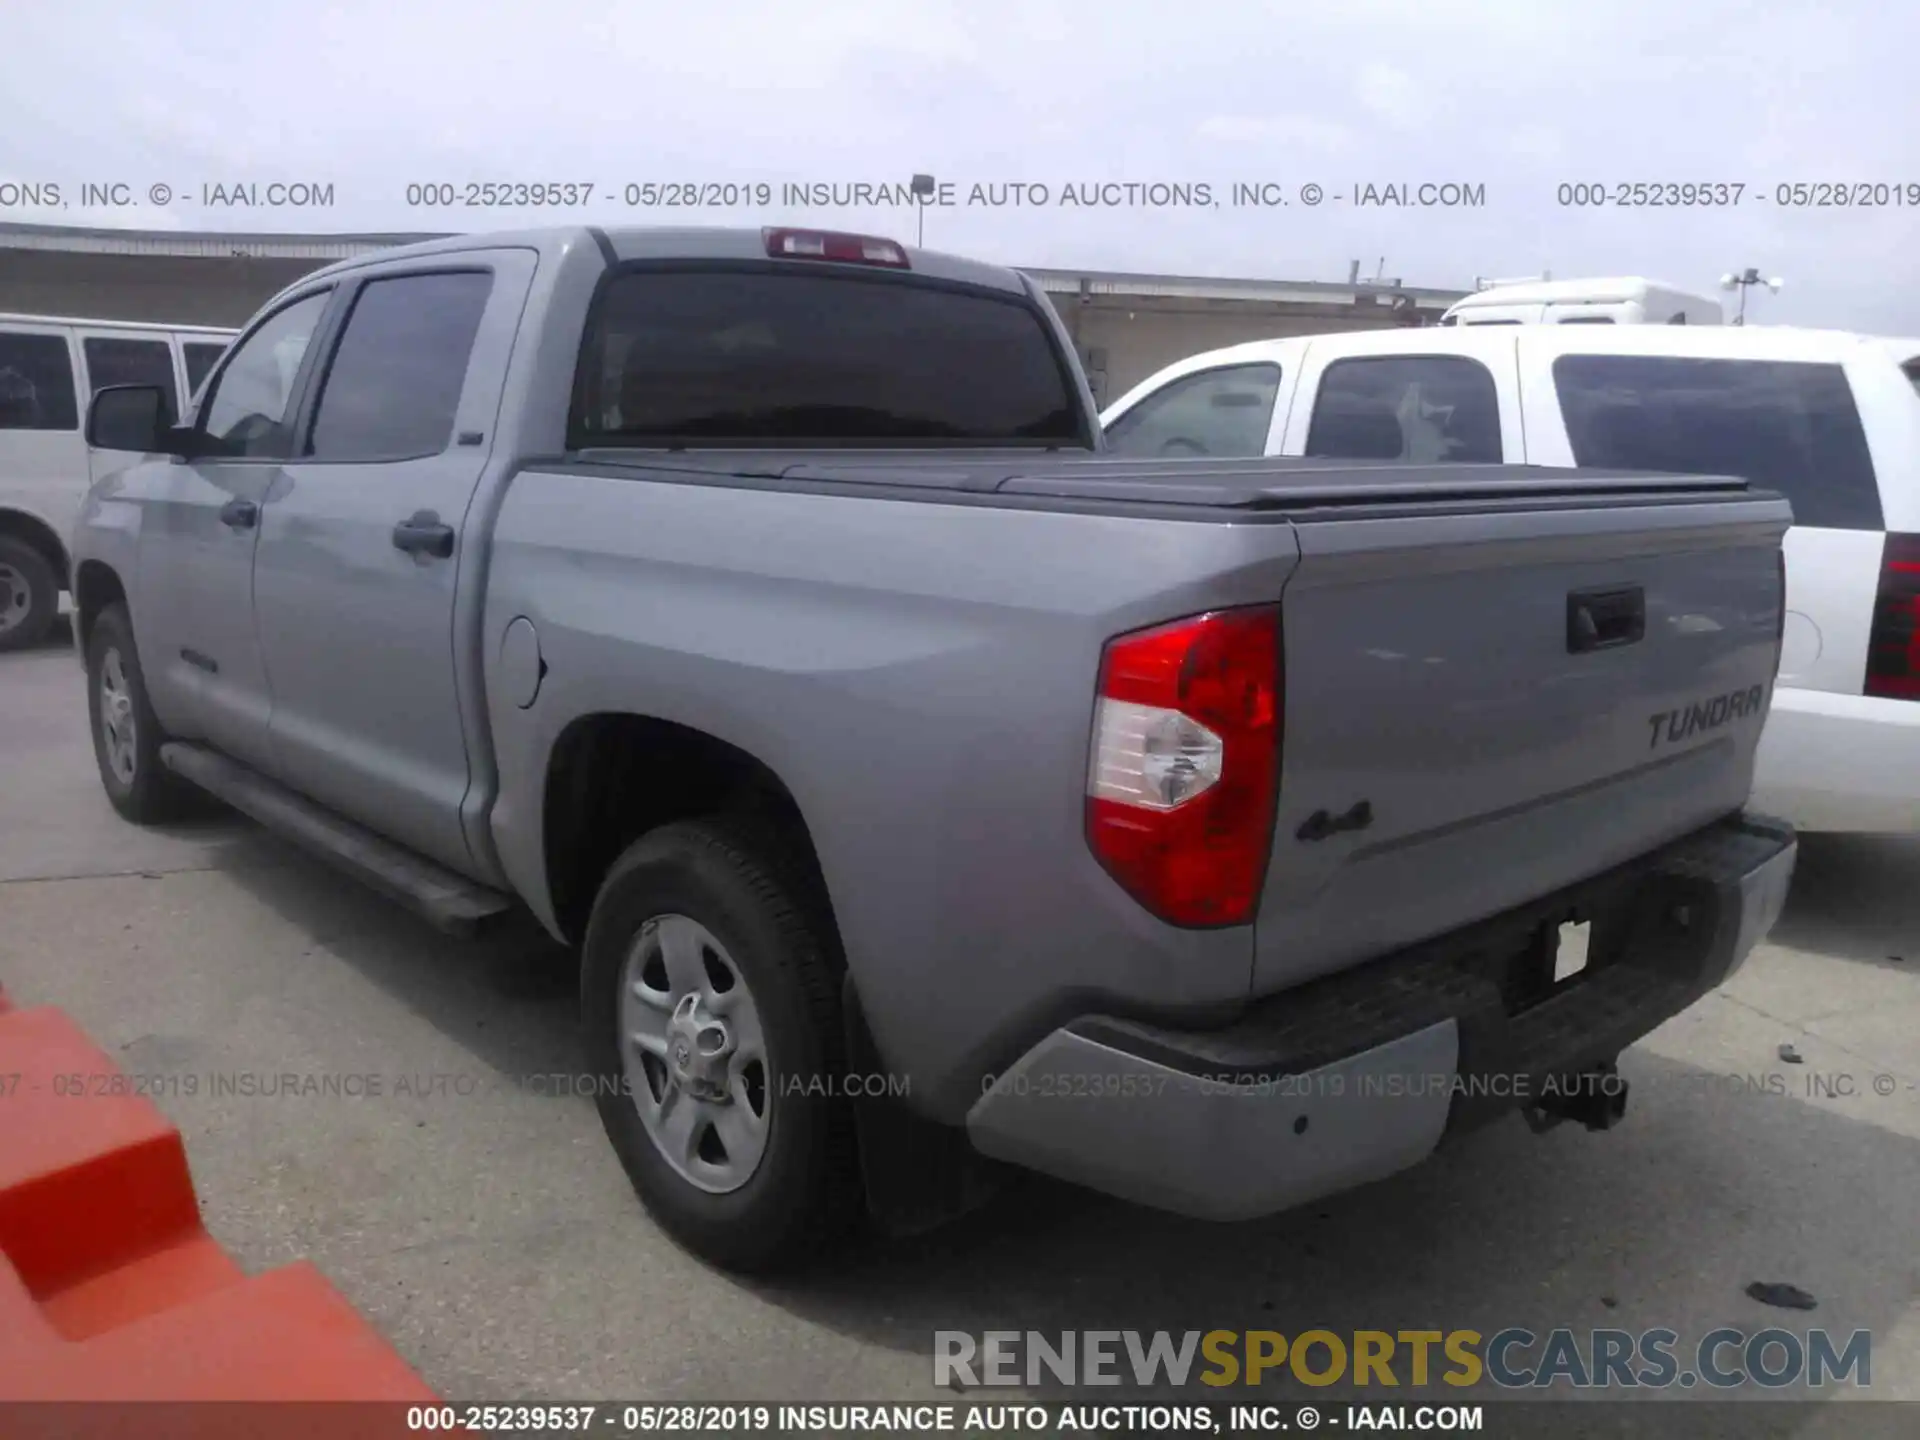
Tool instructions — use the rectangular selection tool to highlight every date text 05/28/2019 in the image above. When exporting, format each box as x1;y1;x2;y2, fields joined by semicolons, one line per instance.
1557;180;1920;206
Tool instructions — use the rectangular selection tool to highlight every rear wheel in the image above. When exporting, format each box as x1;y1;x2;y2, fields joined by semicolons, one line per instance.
580;818;861;1272
86;603;196;823
0;536;59;652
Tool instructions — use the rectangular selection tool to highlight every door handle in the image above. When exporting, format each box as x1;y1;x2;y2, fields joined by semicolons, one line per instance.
1567;586;1646;653
392;510;456;559
218;498;258;530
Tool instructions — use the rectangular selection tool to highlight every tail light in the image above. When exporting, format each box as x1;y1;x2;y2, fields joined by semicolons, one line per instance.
1086;606;1283;927
763;228;910;268
1865;533;1920;699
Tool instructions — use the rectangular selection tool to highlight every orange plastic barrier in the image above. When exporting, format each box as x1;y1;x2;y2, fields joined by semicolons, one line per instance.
0;988;437;1435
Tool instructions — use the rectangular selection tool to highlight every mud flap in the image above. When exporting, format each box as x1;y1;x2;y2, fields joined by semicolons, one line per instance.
842;977;1007;1236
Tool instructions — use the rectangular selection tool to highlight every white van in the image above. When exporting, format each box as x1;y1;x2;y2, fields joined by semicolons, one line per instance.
0;315;237;649
1440;277;1723;328
1101;323;1920;833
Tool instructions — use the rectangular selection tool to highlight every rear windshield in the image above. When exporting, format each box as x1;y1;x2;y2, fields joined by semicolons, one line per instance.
572;268;1082;447
1552;354;1883;530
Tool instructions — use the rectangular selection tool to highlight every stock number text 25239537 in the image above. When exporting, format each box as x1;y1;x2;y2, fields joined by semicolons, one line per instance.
403;182;600;207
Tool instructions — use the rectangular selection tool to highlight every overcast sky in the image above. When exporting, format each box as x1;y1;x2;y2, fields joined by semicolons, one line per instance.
3;0;1913;330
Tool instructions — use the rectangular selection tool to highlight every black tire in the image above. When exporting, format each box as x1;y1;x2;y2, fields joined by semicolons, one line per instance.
581;818;862;1272
0;535;60;652
85;603;197;823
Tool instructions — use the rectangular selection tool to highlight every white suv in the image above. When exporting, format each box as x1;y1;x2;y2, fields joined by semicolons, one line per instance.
1101;323;1920;833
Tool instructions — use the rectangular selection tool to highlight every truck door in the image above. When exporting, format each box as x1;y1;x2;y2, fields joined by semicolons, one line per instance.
250;250;536;877
140;289;336;769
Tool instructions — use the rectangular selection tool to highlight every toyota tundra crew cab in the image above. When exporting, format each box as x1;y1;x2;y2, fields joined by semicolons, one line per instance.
68;225;1797;1272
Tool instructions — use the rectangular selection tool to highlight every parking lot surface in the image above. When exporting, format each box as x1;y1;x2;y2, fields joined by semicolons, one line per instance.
4;623;1918;1424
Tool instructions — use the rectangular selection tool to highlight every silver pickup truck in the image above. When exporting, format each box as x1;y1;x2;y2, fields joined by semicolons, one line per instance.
69;225;1797;1272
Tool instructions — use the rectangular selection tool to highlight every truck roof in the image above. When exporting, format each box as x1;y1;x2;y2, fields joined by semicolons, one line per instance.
293;225;1032;297
1449;276;1708;308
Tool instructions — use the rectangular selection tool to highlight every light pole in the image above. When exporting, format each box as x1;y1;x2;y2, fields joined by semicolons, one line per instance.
1719;268;1783;325
909;173;936;248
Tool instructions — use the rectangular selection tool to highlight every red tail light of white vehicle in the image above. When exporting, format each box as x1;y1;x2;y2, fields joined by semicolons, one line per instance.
1086;606;1283;927
1864;533;1920;700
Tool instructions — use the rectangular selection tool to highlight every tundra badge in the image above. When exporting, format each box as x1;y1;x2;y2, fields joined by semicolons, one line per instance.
1647;685;1767;750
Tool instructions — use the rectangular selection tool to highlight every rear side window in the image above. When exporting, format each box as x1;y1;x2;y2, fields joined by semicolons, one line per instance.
83;336;180;425
1553;355;1883;530
0;331;77;431
574;268;1080;447
1306;356;1503;463
1104;363;1281;458
308;271;493;461
184;341;228;398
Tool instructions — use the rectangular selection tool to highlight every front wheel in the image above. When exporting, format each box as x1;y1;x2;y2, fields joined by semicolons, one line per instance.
86;603;196;823
580;819;862;1272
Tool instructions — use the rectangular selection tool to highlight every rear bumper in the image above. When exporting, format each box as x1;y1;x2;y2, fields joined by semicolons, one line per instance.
1754;685;1920;833
965;814;1796;1221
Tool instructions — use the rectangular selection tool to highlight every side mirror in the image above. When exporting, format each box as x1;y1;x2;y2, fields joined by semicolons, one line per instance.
87;385;174;453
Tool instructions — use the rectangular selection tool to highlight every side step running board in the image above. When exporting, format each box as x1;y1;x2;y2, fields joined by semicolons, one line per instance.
159;742;514;936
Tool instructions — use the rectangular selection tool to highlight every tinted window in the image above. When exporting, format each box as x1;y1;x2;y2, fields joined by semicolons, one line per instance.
308;271;493;461
1105;363;1281;458
184;341;228;398
1553;355;1882;530
0;331;78;431
576;269;1079;446
1464;319;1520;326
1556;316;1616;325
1903;359;1920;399
83;337;180;425
203;291;331;458
1306;356;1503;463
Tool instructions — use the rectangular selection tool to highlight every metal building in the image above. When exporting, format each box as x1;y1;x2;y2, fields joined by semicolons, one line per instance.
0;222;1467;402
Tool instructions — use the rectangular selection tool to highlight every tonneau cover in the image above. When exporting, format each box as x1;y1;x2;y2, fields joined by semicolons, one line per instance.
577;448;1757;512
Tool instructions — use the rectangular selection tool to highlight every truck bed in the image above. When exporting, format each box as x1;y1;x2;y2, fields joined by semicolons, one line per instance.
490;452;1789;1106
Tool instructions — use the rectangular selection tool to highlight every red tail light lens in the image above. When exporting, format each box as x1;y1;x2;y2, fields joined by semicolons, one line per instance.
1086;606;1283;927
763;228;910;268
1865;533;1920;699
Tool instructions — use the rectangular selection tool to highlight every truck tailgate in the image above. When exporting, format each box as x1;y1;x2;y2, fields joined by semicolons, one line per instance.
1253;488;1789;995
